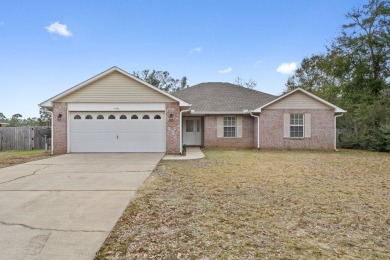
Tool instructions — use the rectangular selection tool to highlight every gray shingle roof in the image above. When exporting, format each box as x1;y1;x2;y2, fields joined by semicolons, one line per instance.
172;82;278;112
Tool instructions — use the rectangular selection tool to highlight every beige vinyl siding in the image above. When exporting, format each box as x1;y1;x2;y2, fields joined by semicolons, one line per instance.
265;92;331;110
58;71;175;103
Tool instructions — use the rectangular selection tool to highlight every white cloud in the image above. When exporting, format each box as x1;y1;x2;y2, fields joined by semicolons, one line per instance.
45;21;72;37
218;67;233;74
276;62;297;75
189;47;202;54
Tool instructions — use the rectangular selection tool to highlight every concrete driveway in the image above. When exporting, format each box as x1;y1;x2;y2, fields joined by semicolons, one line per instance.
0;153;164;260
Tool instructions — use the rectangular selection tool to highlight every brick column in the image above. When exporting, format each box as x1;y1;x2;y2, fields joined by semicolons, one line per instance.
165;102;180;154
52;102;68;154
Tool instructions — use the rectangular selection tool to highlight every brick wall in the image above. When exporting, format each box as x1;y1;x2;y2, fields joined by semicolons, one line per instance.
204;115;255;148
259;109;334;150
53;102;68;154
165;102;180;154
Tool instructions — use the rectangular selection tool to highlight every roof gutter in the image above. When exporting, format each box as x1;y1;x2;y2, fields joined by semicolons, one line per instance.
189;111;250;115
180;106;192;154
334;113;344;151
249;112;260;149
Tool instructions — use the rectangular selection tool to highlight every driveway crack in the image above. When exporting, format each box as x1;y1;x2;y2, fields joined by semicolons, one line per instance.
0;165;50;185
0;220;105;233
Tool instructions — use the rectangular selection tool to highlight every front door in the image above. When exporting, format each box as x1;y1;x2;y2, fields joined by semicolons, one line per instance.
183;117;202;146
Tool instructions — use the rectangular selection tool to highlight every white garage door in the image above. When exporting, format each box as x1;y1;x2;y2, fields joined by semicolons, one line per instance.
69;112;165;152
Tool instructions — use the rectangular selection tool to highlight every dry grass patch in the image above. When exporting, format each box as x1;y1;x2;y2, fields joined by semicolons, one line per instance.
96;149;390;259
0;150;53;168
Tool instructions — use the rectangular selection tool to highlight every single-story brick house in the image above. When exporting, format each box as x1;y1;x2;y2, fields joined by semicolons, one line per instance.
39;66;346;154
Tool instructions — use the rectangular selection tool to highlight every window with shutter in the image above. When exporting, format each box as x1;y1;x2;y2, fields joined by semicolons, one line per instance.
290;114;304;138
284;113;312;138
223;116;236;137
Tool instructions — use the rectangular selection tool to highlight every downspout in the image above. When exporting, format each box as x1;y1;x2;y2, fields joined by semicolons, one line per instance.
334;113;344;151
250;112;260;149
179;106;192;154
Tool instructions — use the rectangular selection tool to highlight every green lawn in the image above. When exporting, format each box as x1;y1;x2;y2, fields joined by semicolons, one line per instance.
96;149;390;259
0;149;53;168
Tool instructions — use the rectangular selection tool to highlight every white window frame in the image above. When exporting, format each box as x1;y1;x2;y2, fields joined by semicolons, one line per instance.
290;114;304;138
223;116;236;138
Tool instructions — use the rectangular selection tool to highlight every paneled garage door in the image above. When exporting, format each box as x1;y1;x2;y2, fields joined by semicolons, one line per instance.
69;112;165;152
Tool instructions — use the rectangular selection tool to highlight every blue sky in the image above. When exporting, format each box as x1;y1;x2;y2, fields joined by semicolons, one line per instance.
1;0;368;118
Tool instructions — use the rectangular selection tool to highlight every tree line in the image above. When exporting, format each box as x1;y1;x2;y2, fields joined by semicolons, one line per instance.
285;0;389;152
0;109;51;127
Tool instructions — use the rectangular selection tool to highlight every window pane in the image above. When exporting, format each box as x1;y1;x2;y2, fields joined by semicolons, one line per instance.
298;114;303;125
290;114;294;125
196;120;200;132
290;114;304;125
154;115;161;119
108;115;115;119
85;115;93;119
290;126;296;137
143;115;150;119
97;115;104;119
131;115;138;119
224;116;236;127
186;120;194;132
74;115;81;120
224;126;236;137
290;126;303;137
290;114;303;125
120;115;127;119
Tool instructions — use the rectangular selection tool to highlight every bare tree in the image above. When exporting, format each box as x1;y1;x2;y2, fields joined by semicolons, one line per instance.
234;77;257;89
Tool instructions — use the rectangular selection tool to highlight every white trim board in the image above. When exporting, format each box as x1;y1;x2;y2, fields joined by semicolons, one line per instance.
68;103;165;111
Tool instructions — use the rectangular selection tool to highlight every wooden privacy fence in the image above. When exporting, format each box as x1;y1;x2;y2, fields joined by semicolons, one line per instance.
0;126;51;151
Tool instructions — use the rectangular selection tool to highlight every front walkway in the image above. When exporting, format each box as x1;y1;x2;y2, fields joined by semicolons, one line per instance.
163;147;205;160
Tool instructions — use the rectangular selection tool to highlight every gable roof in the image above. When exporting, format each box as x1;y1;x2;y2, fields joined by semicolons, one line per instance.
39;66;190;108
253;88;346;113
172;82;277;113
0;120;9;125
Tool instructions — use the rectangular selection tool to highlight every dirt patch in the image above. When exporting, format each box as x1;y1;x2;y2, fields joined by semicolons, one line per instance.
96;149;390;259
0;150;53;169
